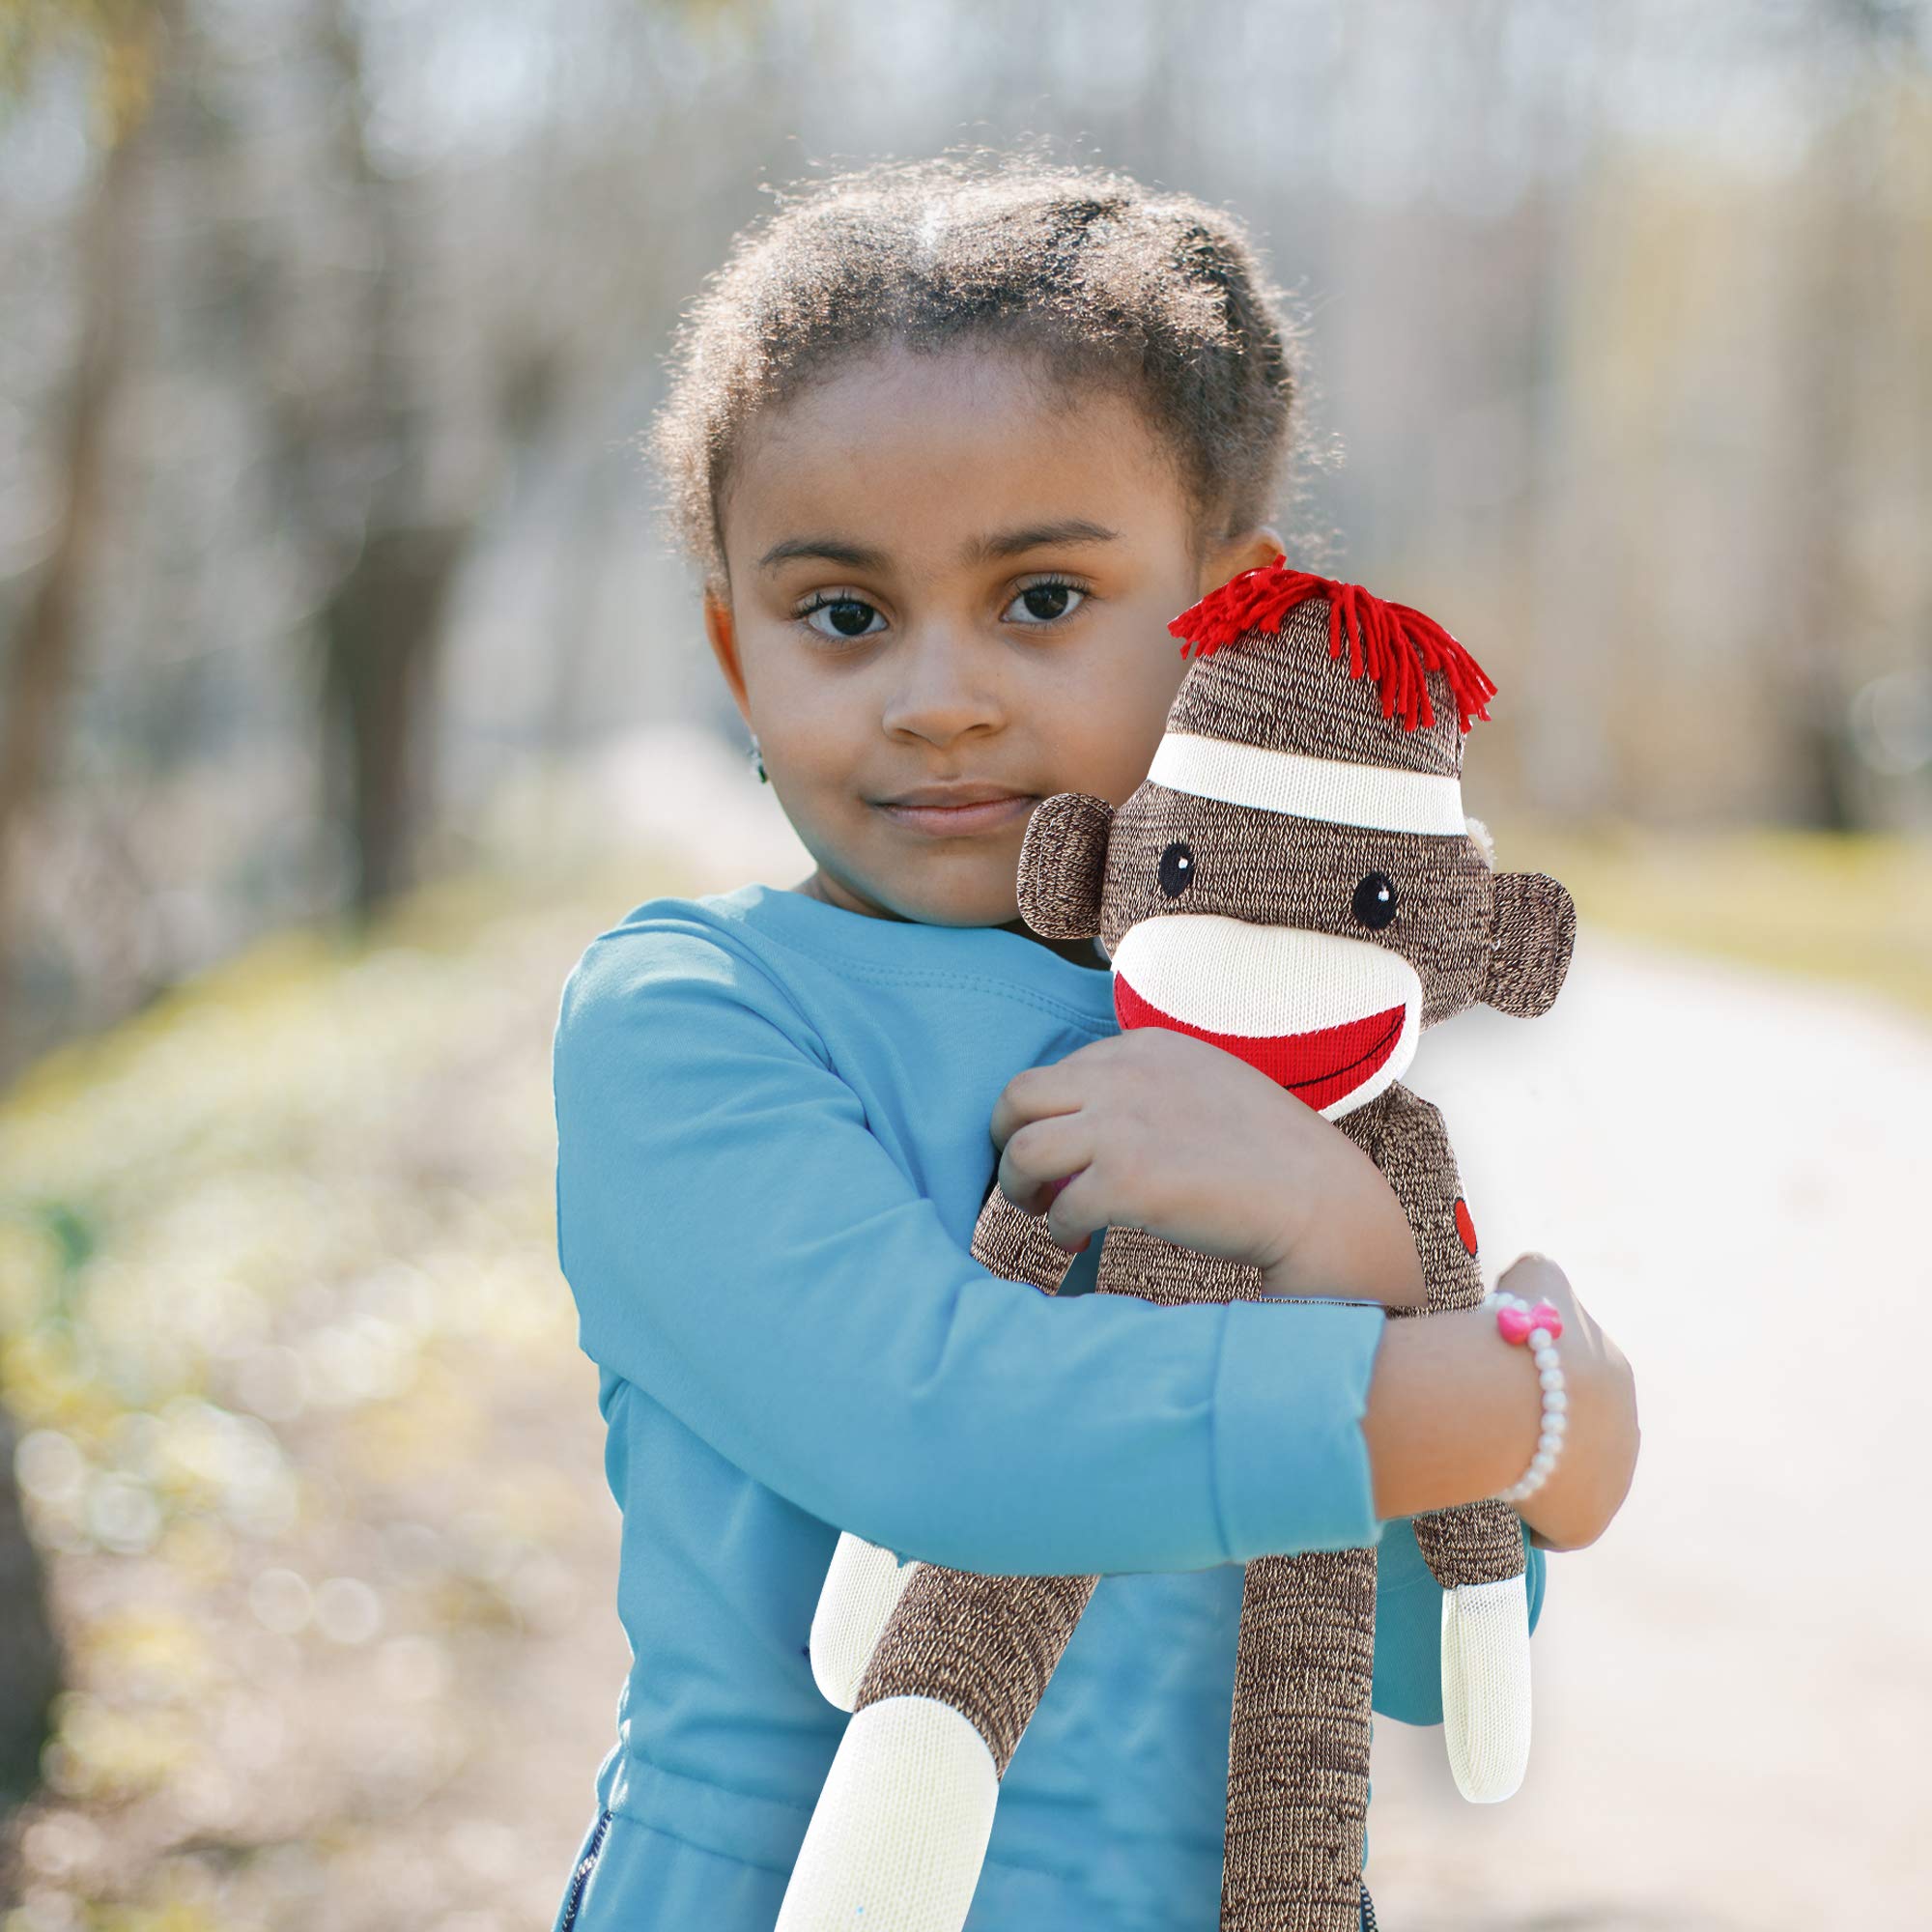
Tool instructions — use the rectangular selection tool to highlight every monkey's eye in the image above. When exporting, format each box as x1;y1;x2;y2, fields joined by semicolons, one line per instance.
1158;841;1196;897
1351;871;1399;930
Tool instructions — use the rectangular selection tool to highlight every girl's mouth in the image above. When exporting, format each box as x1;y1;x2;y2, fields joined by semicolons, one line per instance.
875;794;1038;837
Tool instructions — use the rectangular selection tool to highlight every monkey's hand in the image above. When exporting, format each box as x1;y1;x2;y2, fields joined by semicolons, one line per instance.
1441;1577;1532;1802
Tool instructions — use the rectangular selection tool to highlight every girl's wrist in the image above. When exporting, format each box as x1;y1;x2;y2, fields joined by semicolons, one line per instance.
1257;1154;1425;1310
1483;1288;1567;1503
1361;1303;1546;1520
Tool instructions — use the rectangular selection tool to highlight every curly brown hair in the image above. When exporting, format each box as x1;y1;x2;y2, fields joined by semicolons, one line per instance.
644;149;1318;591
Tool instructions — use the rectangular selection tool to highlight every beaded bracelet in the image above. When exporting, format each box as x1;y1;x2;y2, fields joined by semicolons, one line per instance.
1484;1288;1567;1504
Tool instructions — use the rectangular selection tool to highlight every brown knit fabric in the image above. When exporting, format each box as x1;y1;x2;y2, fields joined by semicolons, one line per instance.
1346;1086;1526;1591
1089;1221;1266;1305
1166;599;1467;780
970;1180;1079;1296
1344;1087;1482;1319
1016;790;1114;941
1222;1548;1378;1932
1410;1494;1525;1589
1098;787;1495;1027
1485;870;1577;1019
852;1564;1097;1776
1082;1227;1376;1929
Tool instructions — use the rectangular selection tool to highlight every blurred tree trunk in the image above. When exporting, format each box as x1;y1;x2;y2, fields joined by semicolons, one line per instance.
0;1402;62;1837
0;0;174;1843
299;0;468;916
321;525;467;909
0;6;162;974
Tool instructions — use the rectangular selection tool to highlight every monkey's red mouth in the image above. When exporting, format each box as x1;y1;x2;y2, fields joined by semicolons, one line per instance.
1113;976;1407;1112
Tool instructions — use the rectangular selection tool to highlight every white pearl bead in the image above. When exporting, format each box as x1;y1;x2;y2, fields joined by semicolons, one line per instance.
1529;1452;1552;1473
1546;1390;1568;1411
1528;1328;1550;1350
1540;1369;1562;1390
1533;1348;1559;1370
1545;1413;1568;1435
1539;1433;1562;1455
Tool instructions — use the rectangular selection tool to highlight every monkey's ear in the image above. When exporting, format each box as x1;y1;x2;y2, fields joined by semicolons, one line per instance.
1017;792;1115;939
1484;872;1577;1017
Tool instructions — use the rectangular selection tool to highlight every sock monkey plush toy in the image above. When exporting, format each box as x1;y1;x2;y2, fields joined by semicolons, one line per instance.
781;558;1578;1932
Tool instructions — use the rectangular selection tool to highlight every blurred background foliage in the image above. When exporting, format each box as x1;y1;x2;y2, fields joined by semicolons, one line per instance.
0;0;1928;1924
0;0;1929;1074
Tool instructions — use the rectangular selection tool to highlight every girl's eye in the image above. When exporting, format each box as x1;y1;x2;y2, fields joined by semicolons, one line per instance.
1004;578;1088;626
799;594;887;642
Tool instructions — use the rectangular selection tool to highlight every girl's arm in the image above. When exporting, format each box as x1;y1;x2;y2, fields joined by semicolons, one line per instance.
555;923;1636;1576
991;1030;1639;1555
554;923;1388;1577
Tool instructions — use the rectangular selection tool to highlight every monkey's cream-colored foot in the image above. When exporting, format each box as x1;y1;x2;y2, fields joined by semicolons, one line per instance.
776;1696;998;1932
810;1532;920;1712
1440;1576;1531;1803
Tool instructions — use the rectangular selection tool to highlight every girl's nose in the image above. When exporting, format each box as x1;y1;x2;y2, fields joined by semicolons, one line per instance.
878;624;1006;748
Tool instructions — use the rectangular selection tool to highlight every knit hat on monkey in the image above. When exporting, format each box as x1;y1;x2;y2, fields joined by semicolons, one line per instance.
1045;557;1528;1122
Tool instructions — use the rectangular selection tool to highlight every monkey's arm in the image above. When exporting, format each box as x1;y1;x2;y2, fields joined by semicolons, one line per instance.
1350;1083;1536;1801
810;1187;1075;1710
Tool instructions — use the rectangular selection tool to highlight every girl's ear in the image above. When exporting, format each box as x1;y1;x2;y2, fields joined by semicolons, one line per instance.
1017;793;1115;939
703;585;752;724
1196;523;1286;598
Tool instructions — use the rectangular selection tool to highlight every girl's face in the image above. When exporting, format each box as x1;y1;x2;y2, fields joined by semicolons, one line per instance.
705;341;1279;941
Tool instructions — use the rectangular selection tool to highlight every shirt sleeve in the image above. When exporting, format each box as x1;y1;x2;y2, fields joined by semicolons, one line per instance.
1370;1517;1548;1724
552;920;1390;1578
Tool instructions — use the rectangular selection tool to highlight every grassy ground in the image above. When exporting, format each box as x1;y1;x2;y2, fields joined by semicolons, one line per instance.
0;858;685;1931
0;828;1922;1928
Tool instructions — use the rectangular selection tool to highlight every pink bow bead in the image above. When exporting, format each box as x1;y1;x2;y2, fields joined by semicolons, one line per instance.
1496;1305;1535;1345
1528;1299;1564;1341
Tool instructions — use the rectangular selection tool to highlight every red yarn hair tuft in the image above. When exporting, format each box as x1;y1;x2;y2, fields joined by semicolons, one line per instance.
1166;555;1497;732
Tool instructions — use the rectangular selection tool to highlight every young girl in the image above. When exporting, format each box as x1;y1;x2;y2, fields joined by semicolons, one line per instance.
548;155;1638;1931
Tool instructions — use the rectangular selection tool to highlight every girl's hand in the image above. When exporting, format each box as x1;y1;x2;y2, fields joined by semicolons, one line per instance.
1359;1253;1639;1540
1492;1255;1639;1552
990;1029;1426;1310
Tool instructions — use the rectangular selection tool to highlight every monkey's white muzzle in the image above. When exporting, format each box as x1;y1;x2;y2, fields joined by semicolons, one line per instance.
1109;913;1421;1120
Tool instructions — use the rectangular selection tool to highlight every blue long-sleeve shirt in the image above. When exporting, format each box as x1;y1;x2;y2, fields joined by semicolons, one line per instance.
550;881;1544;1931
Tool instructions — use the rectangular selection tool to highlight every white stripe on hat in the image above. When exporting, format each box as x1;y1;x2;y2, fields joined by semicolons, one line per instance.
1146;731;1466;836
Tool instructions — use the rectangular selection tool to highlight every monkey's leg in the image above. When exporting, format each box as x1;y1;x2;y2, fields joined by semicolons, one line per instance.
806;1185;1074;1712
1353;1085;1536;1804
1221;1546;1378;1932
1415;1499;1531;1802
778;1563;1096;1932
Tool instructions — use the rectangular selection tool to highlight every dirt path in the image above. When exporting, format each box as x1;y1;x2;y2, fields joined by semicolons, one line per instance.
1362;934;1930;1927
